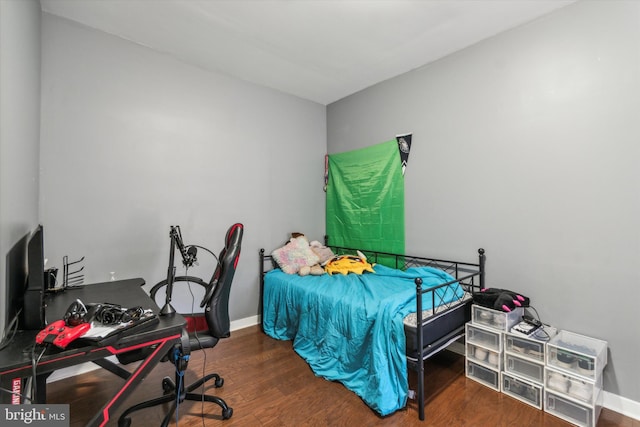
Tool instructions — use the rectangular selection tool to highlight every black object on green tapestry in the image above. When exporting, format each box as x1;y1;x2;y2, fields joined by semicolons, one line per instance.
326;140;404;267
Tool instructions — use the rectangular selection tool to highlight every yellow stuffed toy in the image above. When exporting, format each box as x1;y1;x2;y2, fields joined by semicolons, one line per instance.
324;251;375;275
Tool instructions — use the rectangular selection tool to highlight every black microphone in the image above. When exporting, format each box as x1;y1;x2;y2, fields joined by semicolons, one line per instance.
185;246;198;266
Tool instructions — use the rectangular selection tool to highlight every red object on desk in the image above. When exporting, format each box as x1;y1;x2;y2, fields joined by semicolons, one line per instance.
35;320;66;344
35;320;91;349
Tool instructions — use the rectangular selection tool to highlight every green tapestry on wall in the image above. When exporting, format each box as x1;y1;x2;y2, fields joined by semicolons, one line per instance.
326;139;405;265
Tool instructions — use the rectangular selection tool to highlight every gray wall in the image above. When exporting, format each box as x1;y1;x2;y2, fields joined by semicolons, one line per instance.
40;14;326;319
0;0;41;338
5;0;637;408
328;1;639;402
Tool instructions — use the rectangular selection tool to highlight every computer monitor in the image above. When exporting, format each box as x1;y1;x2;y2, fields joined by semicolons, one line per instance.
1;232;29;343
23;224;46;330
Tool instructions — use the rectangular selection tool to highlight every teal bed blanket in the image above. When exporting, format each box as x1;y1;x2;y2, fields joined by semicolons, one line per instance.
262;264;463;416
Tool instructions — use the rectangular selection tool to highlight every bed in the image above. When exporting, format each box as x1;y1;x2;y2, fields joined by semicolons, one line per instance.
259;243;485;420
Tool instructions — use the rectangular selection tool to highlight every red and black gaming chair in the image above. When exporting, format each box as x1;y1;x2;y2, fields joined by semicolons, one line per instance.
117;223;243;427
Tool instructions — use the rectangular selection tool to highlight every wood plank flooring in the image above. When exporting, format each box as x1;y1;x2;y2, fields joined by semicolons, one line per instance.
47;325;638;426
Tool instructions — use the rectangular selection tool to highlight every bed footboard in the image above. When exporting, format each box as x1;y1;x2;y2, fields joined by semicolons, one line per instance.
412;248;485;421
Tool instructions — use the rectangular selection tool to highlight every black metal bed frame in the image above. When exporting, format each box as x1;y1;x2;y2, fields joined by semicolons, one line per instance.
259;245;485;421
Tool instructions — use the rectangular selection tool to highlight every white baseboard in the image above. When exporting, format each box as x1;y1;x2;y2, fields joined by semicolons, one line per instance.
603;391;640;421
230;315;260;331
45;315;640;422
47;356;120;383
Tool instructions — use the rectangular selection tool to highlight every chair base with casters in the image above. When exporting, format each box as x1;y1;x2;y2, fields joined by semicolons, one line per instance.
117;336;233;427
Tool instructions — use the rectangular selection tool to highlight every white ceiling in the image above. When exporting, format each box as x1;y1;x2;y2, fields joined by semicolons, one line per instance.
40;0;577;105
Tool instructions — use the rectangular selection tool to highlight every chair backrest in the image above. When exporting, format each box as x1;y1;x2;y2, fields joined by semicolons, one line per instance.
204;223;243;338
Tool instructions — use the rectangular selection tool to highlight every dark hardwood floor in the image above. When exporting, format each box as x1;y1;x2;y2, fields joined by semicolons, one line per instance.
47;325;637;426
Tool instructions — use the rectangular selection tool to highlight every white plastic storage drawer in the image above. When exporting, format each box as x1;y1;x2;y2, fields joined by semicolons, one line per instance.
545;389;603;427
504;353;545;384
505;332;548;363
545;366;602;405
471;304;523;332
501;372;543;409
466;342;501;370
466;360;500;391
465;323;502;352
546;330;607;380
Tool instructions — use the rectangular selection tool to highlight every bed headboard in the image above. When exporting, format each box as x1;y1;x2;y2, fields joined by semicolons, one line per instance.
325;246;484;288
259;245;485;294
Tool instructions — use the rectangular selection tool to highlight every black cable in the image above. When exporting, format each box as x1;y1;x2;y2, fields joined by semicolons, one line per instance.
189;245;220;286
0;322;19;351
191;242;223;425
190;245;217;261
172;265;193;427
183;268;207;427
527;305;551;341
0;386;32;403
174;349;184;426
169;229;216;426
0;309;22;352
31;344;47;402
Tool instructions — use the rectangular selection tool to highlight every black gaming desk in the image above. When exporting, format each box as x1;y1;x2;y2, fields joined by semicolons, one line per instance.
0;278;185;427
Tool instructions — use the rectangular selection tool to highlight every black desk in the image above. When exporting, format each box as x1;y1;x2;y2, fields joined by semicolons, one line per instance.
0;278;185;427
